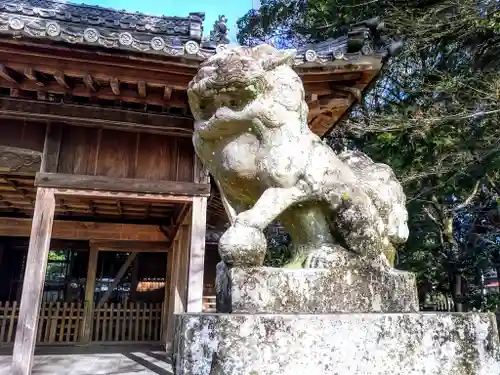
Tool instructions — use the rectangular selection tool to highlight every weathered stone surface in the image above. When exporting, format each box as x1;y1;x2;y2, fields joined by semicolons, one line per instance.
172;312;500;375
189;44;409;268
216;259;419;313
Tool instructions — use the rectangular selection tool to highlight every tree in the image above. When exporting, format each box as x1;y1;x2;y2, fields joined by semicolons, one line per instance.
238;0;500;311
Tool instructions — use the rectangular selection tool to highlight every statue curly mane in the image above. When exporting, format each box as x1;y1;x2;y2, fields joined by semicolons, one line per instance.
188;44;308;127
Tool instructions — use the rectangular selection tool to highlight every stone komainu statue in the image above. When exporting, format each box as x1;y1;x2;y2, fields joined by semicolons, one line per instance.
188;44;409;269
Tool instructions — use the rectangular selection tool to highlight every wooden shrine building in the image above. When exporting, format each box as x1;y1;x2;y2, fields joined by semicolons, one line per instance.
0;1;399;374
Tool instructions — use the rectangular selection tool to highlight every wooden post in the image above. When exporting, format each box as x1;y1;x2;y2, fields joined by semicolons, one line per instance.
11;188;55;375
187;156;208;312
80;243;99;343
162;251;173;341
165;224;190;352
187;197;207;312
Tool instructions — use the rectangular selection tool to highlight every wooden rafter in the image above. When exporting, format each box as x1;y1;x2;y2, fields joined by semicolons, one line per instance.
138;81;147;98
83;73;97;92
23;68;45;86
163;86;172;101
54;71;70;89
0;64;20;83
110;77;120;95
0;45;193;89
0;80;186;108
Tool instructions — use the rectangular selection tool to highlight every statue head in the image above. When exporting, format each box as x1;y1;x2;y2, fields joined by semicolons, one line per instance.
188;44;297;121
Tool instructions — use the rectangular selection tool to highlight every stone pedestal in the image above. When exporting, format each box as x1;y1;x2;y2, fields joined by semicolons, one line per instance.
172;262;500;375
216;262;419;313
173;312;500;375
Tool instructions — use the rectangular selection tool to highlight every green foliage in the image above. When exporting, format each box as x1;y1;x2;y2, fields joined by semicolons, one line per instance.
239;0;500;310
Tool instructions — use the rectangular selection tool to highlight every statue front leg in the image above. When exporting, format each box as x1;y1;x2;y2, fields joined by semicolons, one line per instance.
235;186;308;230
218;186;310;267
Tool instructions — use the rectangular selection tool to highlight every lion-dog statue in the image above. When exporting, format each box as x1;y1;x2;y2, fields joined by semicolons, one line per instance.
188;44;409;268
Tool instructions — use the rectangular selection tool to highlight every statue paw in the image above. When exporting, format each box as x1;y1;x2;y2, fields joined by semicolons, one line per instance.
303;244;354;269
218;225;267;267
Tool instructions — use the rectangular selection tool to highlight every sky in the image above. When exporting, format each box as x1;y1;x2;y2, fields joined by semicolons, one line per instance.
72;0;261;42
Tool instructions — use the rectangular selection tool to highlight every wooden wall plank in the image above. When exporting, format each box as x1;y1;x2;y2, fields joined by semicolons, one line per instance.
176;138;194;182
0;119;46;152
56;125;195;182
95;129;136;178
135;133;175;181
0;217;165;241
58;126;98;175
11;188;55;375
40;123;63;173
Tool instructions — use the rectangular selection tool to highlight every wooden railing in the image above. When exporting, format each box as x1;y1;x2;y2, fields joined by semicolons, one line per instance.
92;302;163;342
0;301;164;344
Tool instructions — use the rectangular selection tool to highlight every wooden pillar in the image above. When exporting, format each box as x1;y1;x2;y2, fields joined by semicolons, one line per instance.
186;156;208;312
80;243;99;343
187;197;207;312
11;188;55;375
165;223;190;351
162;250;173;342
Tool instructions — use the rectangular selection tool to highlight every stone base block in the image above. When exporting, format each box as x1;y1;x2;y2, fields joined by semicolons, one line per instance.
172;312;500;375
216;261;419;313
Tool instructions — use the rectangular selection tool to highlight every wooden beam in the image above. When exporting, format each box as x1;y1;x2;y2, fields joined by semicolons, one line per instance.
36;172;211;197
80;243;99;343
96;252;137;309
0;145;42;174
54;71;70;89
12;188;56;375
23;68;44;86
110;77;120;95
90;240;169;252
53;188;193;204
0;217;165;241
0;65;20;83
138;81;146;98
0;97;193;137
40;123;63;173
83;74;96;92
